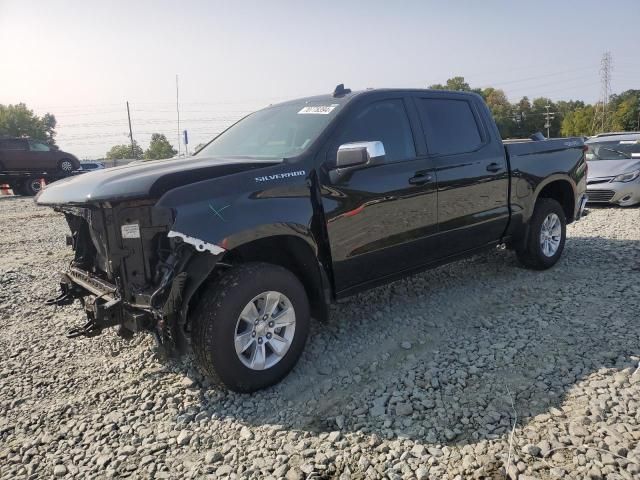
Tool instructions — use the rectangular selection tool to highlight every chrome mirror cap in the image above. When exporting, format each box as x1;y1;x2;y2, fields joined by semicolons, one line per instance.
336;141;385;169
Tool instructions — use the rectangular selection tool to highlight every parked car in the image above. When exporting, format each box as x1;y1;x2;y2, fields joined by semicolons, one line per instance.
79;160;106;171
37;86;587;392
0;138;80;173
585;133;640;206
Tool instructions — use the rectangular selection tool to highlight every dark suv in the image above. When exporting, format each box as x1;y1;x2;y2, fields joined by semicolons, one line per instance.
0;138;80;173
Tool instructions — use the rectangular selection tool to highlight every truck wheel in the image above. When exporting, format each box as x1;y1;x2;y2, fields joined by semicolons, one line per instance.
58;158;75;173
191;262;310;392
22;178;43;196
516;198;566;270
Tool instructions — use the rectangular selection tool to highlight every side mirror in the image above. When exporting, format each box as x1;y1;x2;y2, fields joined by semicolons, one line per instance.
335;141;385;169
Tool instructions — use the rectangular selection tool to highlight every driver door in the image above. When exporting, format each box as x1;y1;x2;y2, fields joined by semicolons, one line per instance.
319;96;438;295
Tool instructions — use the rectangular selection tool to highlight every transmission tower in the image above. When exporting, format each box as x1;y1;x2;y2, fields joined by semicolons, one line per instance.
592;52;613;134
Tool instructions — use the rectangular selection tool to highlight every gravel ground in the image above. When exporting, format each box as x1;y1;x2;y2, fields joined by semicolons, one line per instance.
1;197;639;480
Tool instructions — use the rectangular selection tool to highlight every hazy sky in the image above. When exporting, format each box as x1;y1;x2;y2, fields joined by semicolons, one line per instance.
1;0;638;158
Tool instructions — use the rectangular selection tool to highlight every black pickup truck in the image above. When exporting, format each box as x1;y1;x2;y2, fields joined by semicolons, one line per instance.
36;86;587;392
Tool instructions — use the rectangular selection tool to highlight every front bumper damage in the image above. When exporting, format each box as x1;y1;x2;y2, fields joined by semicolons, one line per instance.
47;202;226;352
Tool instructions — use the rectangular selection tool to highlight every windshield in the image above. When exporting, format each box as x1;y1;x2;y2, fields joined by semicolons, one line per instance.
586;140;640;161
197;101;343;159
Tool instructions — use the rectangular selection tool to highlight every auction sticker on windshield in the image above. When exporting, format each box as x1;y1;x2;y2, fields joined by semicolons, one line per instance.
298;104;339;114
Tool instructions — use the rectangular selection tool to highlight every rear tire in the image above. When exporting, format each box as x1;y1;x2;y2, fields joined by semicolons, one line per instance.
191;262;310;392
516;198;566;270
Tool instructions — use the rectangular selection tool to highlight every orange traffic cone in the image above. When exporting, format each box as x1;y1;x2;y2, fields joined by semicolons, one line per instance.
40;178;47;190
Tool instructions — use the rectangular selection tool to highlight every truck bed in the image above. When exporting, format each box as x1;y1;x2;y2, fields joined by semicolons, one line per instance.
503;137;584;157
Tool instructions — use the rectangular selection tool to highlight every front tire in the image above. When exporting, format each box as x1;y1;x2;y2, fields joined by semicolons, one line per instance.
516;198;566;270
58;158;75;173
191;262;310;392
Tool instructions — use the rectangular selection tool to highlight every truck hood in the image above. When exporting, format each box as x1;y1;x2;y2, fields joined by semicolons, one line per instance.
587;159;640;179
36;156;281;205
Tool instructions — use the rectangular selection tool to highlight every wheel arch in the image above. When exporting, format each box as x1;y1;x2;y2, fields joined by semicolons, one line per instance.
224;234;331;323
180;230;331;340
532;176;576;224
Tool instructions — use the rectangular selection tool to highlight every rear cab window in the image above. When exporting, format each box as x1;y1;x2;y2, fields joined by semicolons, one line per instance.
416;97;484;156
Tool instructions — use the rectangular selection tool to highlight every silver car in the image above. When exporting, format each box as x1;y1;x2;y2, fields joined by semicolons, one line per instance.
585;133;640;206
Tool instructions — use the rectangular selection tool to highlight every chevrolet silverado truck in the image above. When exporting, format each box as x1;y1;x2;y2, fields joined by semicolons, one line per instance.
36;86;588;392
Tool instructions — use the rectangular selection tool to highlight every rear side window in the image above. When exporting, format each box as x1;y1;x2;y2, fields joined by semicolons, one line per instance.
338;99;415;162
417;98;483;156
0;139;27;150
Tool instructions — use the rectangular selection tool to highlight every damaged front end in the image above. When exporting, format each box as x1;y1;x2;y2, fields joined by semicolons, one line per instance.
48;201;224;353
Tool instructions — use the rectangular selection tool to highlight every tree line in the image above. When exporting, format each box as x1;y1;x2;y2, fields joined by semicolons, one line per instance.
2;81;638;160
428;76;640;138
105;134;177;161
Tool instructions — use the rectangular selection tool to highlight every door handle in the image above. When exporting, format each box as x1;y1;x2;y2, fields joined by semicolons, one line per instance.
486;162;503;173
408;172;433;185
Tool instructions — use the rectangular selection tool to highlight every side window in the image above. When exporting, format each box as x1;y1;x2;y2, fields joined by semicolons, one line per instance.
1;139;27;150
338;99;415;162
29;140;50;151
417;98;483;156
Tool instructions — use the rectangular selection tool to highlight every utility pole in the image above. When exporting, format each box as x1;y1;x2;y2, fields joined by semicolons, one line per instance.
544;105;556;138
126;101;135;158
176;74;181;157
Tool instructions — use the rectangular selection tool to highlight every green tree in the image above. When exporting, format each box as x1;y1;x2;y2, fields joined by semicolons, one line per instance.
561;105;596;137
556;100;585;117
144;133;177;160
0;103;57;145
106;140;143;160
482;88;516;138
429;76;472;92
609;90;640;131
612;98;639;131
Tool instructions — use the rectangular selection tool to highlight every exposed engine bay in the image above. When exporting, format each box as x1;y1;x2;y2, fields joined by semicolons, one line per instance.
48;201;222;352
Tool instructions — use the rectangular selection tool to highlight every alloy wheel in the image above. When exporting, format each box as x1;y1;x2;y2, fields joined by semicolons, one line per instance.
234;291;296;370
540;212;562;257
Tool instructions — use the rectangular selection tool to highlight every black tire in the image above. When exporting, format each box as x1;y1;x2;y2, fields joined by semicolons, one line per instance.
58;158;75;173
10;183;25;196
516;198;566;270
21;178;43;196
191;262;310;392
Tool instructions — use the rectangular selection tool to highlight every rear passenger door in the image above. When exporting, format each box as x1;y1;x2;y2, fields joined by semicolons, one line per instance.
0;139;29;170
413;94;509;256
